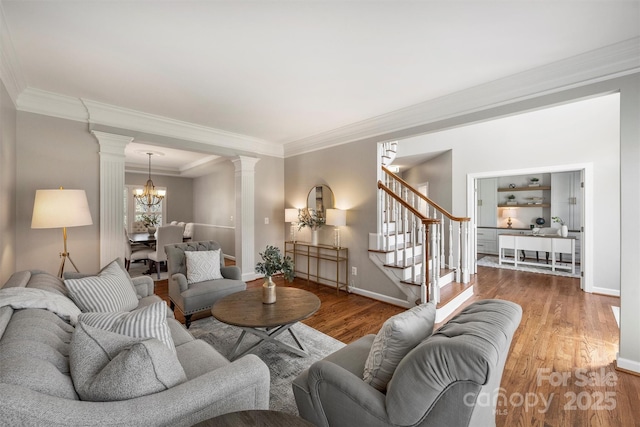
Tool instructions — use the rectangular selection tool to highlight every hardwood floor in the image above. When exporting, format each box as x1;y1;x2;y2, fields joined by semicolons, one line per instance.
152;265;640;427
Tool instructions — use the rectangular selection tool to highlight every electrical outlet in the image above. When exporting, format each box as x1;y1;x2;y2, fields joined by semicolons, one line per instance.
264;217;269;224
230;215;233;222
352;266;357;276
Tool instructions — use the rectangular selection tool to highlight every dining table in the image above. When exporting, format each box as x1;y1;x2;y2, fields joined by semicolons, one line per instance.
128;232;158;245
128;232;190;245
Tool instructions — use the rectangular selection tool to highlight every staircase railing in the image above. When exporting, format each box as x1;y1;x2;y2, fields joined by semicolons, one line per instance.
378;166;472;303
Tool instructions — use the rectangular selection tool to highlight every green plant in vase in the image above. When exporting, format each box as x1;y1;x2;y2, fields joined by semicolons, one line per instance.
255;245;294;304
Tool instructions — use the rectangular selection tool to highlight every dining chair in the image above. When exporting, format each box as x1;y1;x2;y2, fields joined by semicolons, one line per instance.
148;225;185;279
124;228;154;270
131;221;147;233
183;222;194;240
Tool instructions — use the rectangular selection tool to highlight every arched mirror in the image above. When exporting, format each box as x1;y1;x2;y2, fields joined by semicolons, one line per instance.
307;185;334;220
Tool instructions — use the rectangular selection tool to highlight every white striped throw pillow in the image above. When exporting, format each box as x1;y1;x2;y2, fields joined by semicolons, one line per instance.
185;249;223;284
65;260;139;313
78;301;175;351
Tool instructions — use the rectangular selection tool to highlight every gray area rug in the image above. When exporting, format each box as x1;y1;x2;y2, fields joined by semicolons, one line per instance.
477;255;580;278
189;316;345;415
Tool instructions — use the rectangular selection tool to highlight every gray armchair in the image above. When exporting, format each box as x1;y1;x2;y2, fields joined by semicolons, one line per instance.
165;240;246;328
293;299;522;427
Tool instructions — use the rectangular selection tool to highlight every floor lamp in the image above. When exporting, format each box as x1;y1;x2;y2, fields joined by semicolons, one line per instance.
31;188;93;278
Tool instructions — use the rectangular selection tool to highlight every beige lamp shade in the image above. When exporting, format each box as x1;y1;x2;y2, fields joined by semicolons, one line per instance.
31;189;93;229
326;209;347;226
285;208;299;223
501;208;516;219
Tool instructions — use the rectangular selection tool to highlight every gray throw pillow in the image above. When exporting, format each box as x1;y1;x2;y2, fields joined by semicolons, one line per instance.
363;303;436;392
65;260;139;312
70;322;187;401
78;301;176;352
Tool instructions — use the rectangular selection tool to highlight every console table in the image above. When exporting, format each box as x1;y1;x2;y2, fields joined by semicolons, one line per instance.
285;241;348;295
498;234;576;272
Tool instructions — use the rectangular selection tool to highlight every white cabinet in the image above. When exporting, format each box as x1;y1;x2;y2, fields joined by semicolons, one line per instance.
551;172;582;231
477;228;497;254
477;178;497;227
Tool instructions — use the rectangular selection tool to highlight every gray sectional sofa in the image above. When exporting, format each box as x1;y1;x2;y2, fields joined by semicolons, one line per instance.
293;299;522;427
0;268;270;426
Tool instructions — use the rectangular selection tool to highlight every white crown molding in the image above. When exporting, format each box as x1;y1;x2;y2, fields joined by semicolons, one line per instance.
17;88;88;122
284;37;640;157
0;3;27;105
82;99;283;158
16;88;284;158
124;163;182;177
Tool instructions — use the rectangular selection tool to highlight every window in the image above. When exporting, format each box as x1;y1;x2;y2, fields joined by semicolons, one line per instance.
124;185;166;232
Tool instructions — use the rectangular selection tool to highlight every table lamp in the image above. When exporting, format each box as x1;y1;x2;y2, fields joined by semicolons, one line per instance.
502;208;516;228
326;209;347;247
285;208;299;242
31;188;93;277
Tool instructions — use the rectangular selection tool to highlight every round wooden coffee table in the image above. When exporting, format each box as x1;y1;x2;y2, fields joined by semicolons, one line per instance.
211;287;321;361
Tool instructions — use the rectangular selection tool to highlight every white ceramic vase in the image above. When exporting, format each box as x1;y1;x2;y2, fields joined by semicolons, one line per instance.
311;229;319;246
262;276;276;304
561;225;568;238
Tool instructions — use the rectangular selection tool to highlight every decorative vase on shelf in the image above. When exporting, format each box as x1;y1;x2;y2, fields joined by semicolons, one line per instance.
311;229;319;246
262;276;276;304
561;225;568;238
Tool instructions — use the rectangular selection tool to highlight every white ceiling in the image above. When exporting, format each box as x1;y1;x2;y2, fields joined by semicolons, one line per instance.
2;0;639;173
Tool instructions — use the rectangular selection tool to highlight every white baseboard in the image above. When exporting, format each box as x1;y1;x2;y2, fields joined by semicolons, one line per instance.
616;355;640;375
242;272;261;282
348;287;413;309
591;286;620;297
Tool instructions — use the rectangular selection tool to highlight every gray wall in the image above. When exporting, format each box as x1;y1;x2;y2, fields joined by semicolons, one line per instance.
285;139;407;300
126;172;194;224
402;150;453;212
191;155;285;264
15;112;101;274
254;155;286;260
0;80;17;284
193;160;235;226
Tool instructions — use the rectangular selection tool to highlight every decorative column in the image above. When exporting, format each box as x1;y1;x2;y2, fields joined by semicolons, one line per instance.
232;156;260;281
92;131;133;268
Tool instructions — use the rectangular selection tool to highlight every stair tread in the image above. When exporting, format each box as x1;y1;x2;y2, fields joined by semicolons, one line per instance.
368;244;423;254
383;256;424;269
437;281;474;309
399;268;455;285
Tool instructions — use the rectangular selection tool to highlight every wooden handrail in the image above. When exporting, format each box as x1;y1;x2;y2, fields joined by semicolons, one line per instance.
378;181;440;225
381;166;470;222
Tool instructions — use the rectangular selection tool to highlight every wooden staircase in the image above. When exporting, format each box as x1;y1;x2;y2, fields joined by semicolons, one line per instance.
369;153;474;322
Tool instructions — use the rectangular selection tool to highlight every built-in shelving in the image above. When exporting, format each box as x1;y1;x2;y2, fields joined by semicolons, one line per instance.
498;203;550;208
498;186;551;192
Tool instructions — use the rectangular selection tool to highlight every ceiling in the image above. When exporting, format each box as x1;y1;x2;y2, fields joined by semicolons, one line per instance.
2;0;639;173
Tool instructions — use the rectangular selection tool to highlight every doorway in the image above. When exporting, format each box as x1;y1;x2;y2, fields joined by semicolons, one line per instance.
470;164;590;292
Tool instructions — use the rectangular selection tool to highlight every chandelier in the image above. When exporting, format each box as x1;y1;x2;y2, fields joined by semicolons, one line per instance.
134;153;165;207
